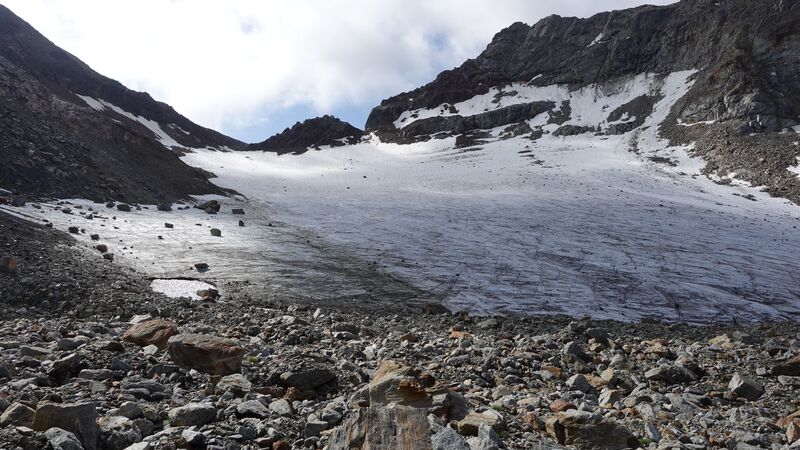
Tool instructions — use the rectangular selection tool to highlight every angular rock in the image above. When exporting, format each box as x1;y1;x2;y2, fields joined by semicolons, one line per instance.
44;428;84;450
728;373;764;401
168;403;217;427
236;400;269;418
0;402;35;427
32;402;98;450
280;368;336;391
457;411;501;436
122;319;178;348
210;228;221;237
327;405;432;450
546;410;638;450
167;333;245;375
432;425;470;450
156;203;172;212
774;355;800;377
215;373;252;396
368;360;431;407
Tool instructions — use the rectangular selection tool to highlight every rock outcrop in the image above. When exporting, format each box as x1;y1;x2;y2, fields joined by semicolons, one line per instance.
248;115;363;154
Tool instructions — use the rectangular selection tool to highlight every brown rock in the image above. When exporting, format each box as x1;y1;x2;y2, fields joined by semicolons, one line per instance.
456;411;501;436
774;355;800;376
549;399;577;412
788;421;800;444
122;319;178;348
167;333;245;375
368;360;431;407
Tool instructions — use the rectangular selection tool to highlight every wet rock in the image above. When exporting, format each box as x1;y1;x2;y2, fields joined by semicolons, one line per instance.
168;403;217;427
32;402;98;450
122;319;178;348
167;333;245;375
546;410;638;450
728;373;764;401
0;402;35;427
198;200;220;214
0;255;18;273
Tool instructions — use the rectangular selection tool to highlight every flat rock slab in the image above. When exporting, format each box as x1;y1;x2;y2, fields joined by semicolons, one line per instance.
167;333;245;375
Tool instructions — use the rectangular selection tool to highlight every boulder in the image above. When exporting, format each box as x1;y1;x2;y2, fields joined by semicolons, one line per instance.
236;400;269;418
327;405;432;450
546;410;638;450
368;360;431;407
215;373;252;396
0;402;35;427
122;319;178;348
457;411;502;436
32;402;98;450
168;403;217;427
156;203;172;212
431;425;470;450
280;368;336;391
167;333;245;375
198;200;220;214
210;228;221;237
116;204;131;212
728;373;764;401
774;355;800;376
44;428;84;450
232;208;245;215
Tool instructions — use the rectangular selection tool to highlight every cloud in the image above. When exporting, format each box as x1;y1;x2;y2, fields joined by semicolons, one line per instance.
2;0;676;140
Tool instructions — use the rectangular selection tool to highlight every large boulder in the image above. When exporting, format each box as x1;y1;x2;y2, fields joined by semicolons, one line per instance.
774;355;800;376
368;360;432;407
44;428;84;450
122;319;178;348
327;405;433;450
32;402;99;450
546;410;638;450
280;368;336;391
728;373;764;401
167;333;245;375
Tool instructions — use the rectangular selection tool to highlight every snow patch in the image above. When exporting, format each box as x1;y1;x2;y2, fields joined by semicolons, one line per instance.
150;279;216;300
588;33;605;47
76;95;182;149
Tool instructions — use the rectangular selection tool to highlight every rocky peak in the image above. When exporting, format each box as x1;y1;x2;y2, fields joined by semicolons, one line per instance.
248;115;363;154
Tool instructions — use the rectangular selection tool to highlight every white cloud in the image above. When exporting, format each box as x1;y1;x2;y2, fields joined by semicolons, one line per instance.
2;0;676;138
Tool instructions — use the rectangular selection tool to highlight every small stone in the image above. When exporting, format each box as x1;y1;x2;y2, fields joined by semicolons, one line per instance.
95;244;108;253
239;220;245;227
68;226;79;234
157;203;172;212
102;253;114;261
90;234;100;240
232;208;245;215
116;204;131;212
164;223;174;229
215;373;252;396
281;368;336;391
210;228;221;237
549;399;577;412
457;411;501;436
304;420;328;437
566;374;593;393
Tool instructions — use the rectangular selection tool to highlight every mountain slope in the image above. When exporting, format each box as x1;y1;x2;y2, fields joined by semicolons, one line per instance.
366;0;800;203
248;115;362;154
0;5;244;203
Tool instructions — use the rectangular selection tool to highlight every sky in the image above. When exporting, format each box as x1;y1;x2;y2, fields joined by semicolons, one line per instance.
3;1;675;143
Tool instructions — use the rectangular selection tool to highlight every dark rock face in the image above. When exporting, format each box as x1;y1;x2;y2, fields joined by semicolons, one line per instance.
366;0;800;135
0;5;244;203
248;115;363;154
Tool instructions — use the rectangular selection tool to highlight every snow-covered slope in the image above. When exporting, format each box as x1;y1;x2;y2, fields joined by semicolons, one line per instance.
176;72;800;323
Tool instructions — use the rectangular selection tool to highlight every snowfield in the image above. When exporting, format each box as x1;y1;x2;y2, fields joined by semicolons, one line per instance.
6;72;799;323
